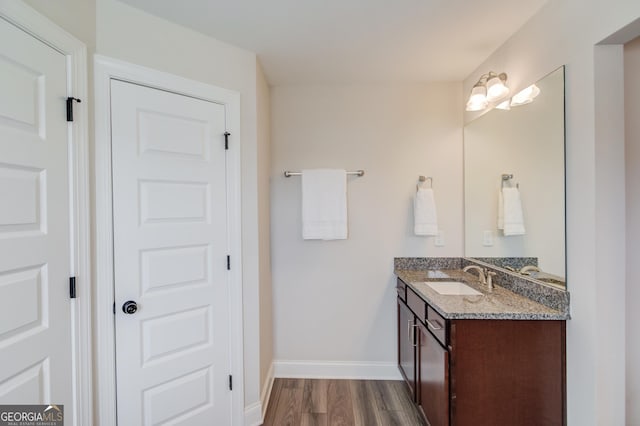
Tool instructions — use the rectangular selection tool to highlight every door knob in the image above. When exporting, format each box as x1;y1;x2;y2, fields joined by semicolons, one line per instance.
122;300;138;314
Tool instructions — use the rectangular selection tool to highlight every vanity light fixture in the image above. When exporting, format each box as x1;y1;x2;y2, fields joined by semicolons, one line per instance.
466;83;488;111
465;71;509;111
510;84;541;106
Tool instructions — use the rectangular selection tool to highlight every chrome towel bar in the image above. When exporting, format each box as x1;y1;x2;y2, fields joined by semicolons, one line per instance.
284;170;365;178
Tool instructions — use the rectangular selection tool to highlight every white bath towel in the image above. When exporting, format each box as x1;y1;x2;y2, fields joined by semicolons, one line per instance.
497;189;504;230
301;169;347;240
502;187;526;236
414;187;438;236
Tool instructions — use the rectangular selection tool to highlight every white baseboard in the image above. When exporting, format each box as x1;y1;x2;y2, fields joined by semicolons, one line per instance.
273;360;402;380
244;362;276;426
244;401;262;426
261;363;275;420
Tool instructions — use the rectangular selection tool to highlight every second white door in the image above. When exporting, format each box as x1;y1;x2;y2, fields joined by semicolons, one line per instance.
111;80;232;426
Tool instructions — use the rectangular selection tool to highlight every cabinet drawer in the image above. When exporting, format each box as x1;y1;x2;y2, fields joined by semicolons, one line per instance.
407;287;426;322
396;278;407;302
426;306;447;346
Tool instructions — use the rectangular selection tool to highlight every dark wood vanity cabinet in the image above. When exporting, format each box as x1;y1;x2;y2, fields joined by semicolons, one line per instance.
417;320;449;426
397;278;419;398
396;278;566;426
397;299;417;397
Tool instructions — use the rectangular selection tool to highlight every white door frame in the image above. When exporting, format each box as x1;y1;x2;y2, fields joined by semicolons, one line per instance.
0;2;91;425
94;55;244;426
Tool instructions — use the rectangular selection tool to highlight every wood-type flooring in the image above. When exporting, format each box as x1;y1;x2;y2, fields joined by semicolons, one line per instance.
262;378;427;426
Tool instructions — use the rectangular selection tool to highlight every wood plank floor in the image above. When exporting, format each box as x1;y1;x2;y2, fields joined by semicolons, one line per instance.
262;379;426;426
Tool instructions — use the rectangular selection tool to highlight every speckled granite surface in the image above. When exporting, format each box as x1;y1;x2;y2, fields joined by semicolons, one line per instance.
395;269;569;320
469;257;538;270
394;257;462;270
394;258;570;320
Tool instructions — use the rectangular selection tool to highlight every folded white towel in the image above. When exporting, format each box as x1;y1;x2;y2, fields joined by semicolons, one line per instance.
502;187;526;236
497;189;504;230
301;169;347;240
414;187;438;236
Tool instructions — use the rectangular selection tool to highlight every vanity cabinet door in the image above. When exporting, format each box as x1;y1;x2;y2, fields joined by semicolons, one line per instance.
418;321;449;426
398;298;417;400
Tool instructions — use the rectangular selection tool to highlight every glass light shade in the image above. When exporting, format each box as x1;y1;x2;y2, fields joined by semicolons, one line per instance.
511;84;541;106
486;75;509;101
466;85;488;111
495;99;511;110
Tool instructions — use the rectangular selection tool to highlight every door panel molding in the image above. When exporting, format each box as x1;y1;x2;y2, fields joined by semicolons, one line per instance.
94;55;244;426
0;3;90;426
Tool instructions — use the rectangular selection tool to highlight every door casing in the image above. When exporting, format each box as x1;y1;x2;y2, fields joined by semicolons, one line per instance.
0;3;91;426
94;55;244;426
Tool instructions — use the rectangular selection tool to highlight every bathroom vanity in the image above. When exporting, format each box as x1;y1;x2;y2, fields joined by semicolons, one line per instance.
395;258;569;426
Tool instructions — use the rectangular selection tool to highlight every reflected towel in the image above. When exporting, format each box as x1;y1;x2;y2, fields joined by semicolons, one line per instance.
414;188;438;236
497;189;504;230
502;187;526;236
302;169;347;240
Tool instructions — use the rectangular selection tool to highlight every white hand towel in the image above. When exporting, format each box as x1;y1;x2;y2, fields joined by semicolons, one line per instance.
301;169;348;240
502;187;526;236
497;189;504;230
414;187;438;236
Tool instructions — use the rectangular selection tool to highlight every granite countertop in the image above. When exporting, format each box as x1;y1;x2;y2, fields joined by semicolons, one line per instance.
395;269;569;320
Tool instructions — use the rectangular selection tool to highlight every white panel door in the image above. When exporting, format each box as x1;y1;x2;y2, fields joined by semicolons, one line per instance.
0;18;73;412
111;80;232;426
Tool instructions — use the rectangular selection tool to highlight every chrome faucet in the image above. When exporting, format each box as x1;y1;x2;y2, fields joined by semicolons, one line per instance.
463;265;497;290
463;265;486;284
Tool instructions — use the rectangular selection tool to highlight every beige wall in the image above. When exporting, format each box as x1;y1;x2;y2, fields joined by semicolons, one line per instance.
625;35;640;426
24;0;96;50
464;2;640;424
270;83;462;365
256;61;273;405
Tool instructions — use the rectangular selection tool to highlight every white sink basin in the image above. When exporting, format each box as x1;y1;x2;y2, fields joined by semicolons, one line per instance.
425;281;482;296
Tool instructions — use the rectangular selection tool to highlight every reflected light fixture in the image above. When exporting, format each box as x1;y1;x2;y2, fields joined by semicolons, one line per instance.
495;99;511;110
510;84;541;106
465;71;509;111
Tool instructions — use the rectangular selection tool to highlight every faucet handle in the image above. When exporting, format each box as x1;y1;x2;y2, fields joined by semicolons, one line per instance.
486;271;497;290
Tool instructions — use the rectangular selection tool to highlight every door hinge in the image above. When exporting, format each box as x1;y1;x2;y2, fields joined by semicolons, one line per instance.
227;255;231;270
69;277;76;299
229;375;233;390
66;97;82;122
224;132;230;150
113;302;116;315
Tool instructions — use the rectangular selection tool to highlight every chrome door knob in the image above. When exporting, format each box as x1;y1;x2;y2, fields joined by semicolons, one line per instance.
122;300;138;314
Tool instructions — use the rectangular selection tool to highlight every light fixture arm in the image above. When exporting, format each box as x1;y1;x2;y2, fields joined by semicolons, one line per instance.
473;71;507;87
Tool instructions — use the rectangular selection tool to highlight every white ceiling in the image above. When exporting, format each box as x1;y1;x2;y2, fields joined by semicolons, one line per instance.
119;0;548;85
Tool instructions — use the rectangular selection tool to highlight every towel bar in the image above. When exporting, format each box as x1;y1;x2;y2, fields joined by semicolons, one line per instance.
284;170;365;177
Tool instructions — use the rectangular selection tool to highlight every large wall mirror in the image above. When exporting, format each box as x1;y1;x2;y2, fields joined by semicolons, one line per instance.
464;66;566;288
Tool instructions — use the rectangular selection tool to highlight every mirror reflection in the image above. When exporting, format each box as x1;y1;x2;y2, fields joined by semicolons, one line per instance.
464;66;566;287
